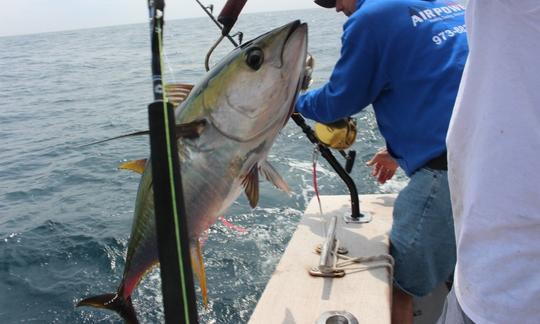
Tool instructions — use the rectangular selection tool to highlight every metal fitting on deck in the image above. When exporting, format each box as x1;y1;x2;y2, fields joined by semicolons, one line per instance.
316;311;359;324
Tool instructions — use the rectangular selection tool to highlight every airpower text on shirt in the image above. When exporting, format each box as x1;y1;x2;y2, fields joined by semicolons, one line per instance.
409;3;466;27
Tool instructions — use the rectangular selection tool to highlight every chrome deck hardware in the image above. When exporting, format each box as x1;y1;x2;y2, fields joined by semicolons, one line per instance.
316;311;359;324
343;212;372;224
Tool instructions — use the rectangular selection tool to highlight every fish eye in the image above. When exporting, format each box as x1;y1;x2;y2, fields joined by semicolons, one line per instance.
245;47;264;70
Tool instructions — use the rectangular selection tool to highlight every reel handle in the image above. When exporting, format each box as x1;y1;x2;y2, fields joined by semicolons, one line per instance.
345;150;356;173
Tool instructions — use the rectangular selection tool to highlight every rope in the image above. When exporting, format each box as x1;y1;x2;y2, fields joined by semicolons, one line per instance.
314;240;394;281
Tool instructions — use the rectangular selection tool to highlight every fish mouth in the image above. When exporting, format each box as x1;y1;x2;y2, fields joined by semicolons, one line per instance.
280;21;308;124
240;20;307;68
242;21;307;140
279;20;307;68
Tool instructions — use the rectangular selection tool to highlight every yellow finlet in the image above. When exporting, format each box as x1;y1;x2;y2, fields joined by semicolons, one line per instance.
165;83;194;108
191;241;209;306
118;159;148;174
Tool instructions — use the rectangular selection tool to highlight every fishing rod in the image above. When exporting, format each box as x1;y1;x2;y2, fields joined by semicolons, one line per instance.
146;0;199;323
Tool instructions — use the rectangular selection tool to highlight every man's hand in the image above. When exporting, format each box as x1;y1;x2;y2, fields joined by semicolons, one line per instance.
301;54;314;90
366;148;398;184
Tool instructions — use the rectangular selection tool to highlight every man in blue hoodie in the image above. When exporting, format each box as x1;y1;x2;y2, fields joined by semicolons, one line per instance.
296;0;468;323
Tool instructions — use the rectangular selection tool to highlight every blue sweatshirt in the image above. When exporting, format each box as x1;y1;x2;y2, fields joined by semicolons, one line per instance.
296;0;468;175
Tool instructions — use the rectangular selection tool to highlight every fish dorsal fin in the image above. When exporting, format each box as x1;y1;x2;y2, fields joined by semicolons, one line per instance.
242;165;259;208
165;83;194;108
118;159;148;174
259;160;291;194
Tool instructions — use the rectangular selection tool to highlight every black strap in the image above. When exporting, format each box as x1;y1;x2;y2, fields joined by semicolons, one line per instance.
425;152;447;170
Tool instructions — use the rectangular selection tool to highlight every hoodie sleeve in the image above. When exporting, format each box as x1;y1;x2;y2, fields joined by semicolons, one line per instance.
295;15;389;124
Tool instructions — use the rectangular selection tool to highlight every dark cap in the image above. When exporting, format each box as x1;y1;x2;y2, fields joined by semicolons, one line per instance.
314;0;336;8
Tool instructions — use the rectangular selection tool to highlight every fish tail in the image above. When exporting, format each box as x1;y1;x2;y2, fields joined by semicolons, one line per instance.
191;241;208;307
77;293;139;324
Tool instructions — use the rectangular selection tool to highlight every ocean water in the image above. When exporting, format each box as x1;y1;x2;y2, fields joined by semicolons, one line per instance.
0;9;407;323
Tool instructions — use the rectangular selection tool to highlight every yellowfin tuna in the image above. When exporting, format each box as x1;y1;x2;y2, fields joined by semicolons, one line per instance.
77;20;308;323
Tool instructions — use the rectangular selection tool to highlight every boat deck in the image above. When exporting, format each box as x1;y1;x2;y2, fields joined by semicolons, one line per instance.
249;194;448;324
249;194;396;324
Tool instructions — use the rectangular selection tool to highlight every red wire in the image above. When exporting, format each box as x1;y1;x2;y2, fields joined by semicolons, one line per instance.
313;160;323;214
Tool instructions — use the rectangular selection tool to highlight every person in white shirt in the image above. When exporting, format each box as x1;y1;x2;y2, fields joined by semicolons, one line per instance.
438;1;540;323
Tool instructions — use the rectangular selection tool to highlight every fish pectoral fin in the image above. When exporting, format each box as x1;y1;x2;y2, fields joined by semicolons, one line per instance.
259;160;291;194
165;83;194;108
76;130;151;148
190;241;209;307
77;119;205;148
175;119;207;139
242;165;260;208
118;159;148;174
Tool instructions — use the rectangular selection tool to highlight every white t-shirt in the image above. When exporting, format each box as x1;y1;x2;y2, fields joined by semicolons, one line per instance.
446;1;540;323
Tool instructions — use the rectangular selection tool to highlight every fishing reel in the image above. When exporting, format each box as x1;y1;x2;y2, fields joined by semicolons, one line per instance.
314;118;357;173
297;55;356;173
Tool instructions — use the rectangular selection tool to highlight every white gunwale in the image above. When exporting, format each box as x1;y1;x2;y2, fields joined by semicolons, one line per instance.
249;194;397;324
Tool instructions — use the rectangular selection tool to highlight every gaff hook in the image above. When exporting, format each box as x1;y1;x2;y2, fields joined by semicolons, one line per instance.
204;35;225;72
203;31;243;72
196;0;246;71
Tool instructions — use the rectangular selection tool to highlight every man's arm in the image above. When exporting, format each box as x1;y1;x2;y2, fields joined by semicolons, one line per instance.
295;17;389;123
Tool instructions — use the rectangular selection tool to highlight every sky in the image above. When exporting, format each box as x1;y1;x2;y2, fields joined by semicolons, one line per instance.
0;0;317;37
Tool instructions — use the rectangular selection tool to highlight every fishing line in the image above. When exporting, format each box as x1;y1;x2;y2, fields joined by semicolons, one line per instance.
160;23;186;85
162;47;177;84
312;146;323;216
312;145;329;237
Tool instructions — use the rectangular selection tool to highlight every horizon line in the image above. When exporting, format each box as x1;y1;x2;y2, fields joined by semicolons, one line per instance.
0;7;319;38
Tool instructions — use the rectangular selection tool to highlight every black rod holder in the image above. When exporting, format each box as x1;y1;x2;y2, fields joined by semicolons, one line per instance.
291;114;361;220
